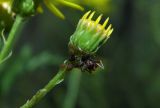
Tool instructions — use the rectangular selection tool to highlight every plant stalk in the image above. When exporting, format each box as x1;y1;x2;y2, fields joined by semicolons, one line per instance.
0;15;23;64
20;66;67;108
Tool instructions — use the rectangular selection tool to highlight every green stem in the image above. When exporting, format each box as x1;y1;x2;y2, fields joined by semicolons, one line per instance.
0;15;23;64
20;67;67;108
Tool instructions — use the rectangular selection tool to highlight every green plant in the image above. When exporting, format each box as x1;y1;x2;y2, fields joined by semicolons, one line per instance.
0;0;34;64
20;11;113;108
0;1;113;108
0;0;83;64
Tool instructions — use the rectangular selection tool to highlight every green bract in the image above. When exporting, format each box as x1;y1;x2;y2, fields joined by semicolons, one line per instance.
69;11;113;54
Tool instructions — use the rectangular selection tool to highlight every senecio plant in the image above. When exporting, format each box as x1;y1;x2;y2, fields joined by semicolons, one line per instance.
0;0;83;64
0;0;113;108
20;11;113;108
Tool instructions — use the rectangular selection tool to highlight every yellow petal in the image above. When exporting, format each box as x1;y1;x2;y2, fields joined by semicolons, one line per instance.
44;0;65;19
105;24;112;34
56;0;84;11
95;14;102;24
88;11;95;20
82;10;91;19
108;28;114;36
37;5;44;13
102;17;109;28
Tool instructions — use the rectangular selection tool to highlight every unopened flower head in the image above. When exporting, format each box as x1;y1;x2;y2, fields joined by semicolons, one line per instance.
69;11;114;54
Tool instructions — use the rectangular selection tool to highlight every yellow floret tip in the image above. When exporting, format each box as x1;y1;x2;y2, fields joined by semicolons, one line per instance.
95;14;103;24
102;17;109;28
88;11;95;20
81;11;113;38
82;10;91;19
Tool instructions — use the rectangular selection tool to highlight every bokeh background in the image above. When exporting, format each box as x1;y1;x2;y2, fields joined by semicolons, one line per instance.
1;0;160;108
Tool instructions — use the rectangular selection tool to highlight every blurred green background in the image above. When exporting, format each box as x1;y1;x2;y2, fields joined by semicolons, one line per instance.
1;0;160;108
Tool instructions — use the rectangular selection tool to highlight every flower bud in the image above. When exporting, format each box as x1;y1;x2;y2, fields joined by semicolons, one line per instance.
69;11;113;55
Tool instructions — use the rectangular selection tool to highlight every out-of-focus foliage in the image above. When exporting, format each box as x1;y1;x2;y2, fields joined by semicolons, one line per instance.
0;0;14;31
68;0;111;13
150;3;160;46
0;0;160;108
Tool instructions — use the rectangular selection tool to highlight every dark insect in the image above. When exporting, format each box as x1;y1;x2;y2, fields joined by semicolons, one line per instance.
68;54;103;73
